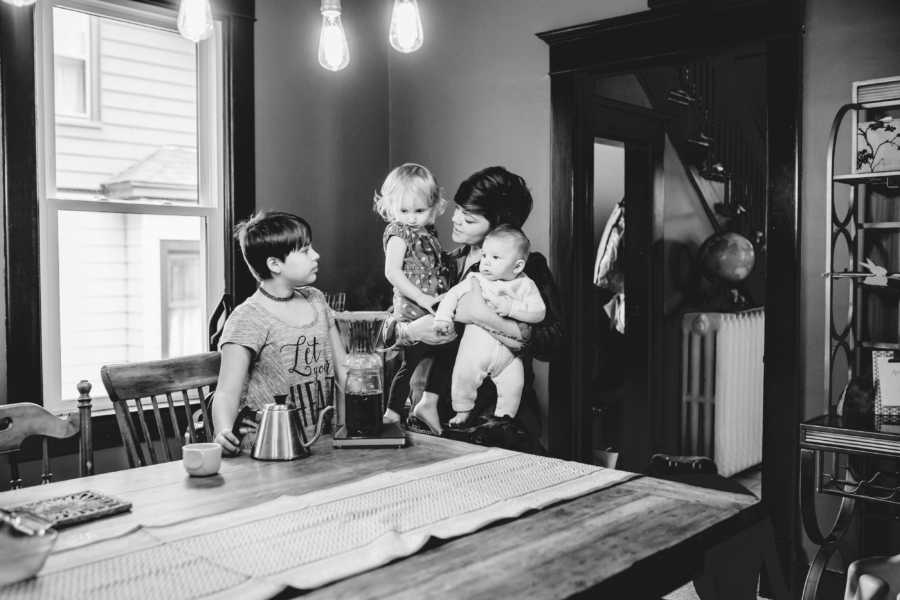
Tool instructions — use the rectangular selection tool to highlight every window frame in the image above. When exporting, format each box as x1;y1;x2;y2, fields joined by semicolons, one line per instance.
36;0;225;414
0;0;256;411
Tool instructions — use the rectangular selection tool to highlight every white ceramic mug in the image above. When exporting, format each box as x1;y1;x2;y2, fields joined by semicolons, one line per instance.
182;442;222;477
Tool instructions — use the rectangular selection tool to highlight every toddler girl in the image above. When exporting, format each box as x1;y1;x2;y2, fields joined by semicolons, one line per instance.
375;163;452;425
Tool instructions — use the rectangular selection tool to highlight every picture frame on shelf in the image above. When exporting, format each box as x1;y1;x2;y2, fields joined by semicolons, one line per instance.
852;76;900;174
872;350;900;418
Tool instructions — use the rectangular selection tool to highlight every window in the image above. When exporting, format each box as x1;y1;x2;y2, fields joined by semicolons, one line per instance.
160;240;203;359
36;0;225;413
53;7;98;120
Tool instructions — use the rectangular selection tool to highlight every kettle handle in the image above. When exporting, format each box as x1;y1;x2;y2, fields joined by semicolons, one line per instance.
301;405;335;448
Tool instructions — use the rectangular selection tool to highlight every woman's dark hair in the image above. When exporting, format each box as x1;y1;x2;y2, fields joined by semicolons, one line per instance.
453;166;533;229
235;211;312;280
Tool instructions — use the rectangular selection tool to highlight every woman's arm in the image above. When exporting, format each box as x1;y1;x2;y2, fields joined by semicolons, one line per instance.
212;343;252;455
455;254;564;357
454;278;527;352
385;236;437;311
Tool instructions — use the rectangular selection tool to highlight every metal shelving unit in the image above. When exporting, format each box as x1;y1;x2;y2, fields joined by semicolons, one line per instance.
805;98;900;600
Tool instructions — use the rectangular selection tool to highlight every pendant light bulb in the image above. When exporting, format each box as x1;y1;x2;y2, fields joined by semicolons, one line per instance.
389;0;423;54
177;0;214;43
1;0;37;6
318;0;350;71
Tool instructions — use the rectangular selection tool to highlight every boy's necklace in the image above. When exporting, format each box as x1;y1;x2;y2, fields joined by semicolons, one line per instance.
258;285;296;302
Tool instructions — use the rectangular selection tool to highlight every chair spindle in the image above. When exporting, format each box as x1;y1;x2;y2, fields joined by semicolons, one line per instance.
197;386;213;441
133;397;156;465
8;454;21;490
180;391;194;443
40;438;51;484
148;395;172;462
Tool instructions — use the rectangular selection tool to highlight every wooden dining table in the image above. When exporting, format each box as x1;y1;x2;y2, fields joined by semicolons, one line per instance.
0;434;761;599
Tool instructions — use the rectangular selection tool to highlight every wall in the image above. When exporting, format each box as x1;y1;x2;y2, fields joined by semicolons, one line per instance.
254;0;391;307
386;0;645;445
802;0;900;418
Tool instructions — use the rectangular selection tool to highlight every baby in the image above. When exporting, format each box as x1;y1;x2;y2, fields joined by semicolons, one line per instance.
434;225;546;426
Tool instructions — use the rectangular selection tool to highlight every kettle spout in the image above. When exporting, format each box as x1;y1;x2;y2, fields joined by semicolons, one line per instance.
301;405;335;448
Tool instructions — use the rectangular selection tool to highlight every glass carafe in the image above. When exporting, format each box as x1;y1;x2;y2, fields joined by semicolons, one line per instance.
335;312;387;437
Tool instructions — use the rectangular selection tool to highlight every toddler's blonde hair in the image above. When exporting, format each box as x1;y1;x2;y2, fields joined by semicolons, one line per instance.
373;163;446;222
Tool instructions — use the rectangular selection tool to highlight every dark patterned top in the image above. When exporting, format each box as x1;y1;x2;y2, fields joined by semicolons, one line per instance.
383;222;450;321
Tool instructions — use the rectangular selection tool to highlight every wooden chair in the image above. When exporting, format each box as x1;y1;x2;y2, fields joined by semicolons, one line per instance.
0;381;94;490
101;352;220;468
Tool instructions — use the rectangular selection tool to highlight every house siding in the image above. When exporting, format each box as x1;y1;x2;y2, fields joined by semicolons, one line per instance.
55;17;196;194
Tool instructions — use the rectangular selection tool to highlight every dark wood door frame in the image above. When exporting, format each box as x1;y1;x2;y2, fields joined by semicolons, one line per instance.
539;0;804;592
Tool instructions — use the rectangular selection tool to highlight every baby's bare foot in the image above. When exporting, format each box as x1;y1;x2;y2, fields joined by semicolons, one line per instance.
449;411;471;427
382;408;401;425
411;394;442;435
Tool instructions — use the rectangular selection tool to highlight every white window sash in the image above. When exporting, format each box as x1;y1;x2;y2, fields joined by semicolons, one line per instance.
36;0;224;415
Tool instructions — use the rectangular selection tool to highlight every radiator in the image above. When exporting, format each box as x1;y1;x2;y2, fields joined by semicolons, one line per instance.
680;308;765;477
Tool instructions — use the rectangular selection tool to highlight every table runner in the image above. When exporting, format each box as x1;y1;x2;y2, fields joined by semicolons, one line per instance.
1;448;636;600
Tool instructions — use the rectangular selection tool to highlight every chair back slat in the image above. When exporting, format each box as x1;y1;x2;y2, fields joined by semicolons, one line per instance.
197;387;213;441
101;352;220;467
132;398;158;465
0;392;93;490
0;403;78;451
101;352;221;399
148;396;172;463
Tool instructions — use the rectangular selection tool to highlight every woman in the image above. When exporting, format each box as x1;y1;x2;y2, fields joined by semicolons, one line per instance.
390;166;563;449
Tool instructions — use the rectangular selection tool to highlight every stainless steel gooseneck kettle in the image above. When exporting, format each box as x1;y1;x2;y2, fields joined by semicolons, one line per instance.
251;394;333;461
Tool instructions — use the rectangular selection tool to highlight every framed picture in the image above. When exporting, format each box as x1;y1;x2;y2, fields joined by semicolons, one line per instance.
872;350;900;417
852;76;900;174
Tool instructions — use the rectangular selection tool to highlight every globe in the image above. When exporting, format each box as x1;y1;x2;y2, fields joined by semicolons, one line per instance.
698;232;756;283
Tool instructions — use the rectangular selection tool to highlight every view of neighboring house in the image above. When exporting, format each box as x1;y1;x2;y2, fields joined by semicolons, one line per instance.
52;7;208;401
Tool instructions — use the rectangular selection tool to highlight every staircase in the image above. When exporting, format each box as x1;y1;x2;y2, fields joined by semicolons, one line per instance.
638;57;767;249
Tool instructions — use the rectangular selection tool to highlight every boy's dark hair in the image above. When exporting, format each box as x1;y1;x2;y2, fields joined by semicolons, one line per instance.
234;211;312;281
453;166;533;229
486;224;530;259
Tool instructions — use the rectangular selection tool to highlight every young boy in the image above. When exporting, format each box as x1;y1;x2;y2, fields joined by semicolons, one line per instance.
433;225;546;426
212;211;347;455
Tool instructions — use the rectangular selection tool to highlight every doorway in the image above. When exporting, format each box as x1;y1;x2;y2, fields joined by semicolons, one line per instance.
585;99;665;472
539;1;802;591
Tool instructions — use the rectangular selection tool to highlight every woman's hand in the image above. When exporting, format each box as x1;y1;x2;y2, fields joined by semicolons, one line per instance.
456;278;527;350
404;313;456;345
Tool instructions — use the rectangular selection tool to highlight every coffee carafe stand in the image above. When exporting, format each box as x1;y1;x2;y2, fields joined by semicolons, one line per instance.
333;311;406;448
